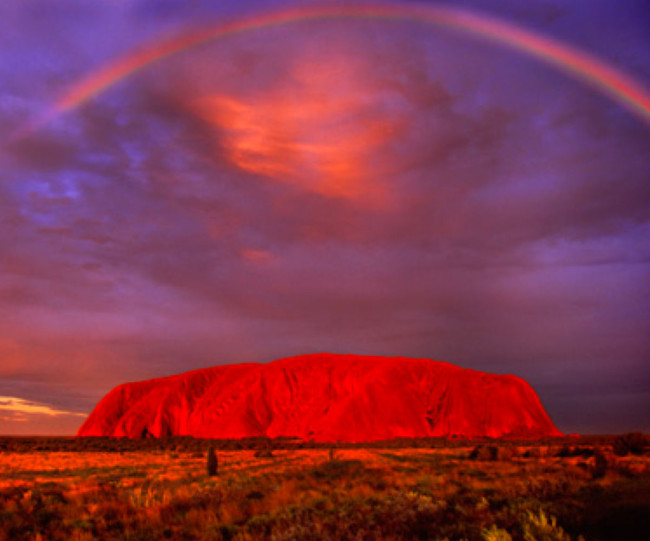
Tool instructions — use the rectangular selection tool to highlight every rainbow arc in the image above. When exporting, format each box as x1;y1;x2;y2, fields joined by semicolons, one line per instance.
14;2;650;138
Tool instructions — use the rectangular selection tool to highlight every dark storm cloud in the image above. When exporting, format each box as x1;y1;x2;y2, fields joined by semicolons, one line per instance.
0;0;648;434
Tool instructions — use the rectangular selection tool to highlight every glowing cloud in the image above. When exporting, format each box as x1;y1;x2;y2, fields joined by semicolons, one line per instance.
194;52;403;200
13;1;650;141
0;396;86;418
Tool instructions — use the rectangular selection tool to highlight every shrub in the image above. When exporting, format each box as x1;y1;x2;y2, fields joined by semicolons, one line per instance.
612;433;648;457
482;524;513;541
521;509;576;541
578;477;650;541
592;448;608;479
523;447;541;458
310;459;367;481
470;445;499;461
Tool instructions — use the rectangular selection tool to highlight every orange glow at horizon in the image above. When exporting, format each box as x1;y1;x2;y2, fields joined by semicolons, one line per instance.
0;396;86;418
194;55;404;202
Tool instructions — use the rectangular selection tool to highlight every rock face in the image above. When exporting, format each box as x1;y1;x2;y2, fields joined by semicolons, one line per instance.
77;353;562;440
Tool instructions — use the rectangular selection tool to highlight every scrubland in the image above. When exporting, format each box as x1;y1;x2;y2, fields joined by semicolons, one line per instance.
0;435;648;541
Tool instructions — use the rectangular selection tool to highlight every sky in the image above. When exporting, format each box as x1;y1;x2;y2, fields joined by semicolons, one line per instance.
0;0;648;436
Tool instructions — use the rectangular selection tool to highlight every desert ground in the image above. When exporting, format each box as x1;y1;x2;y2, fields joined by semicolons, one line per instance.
0;435;648;541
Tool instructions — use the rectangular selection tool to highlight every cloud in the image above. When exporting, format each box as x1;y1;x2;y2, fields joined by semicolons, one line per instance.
0;396;86;418
190;49;410;203
0;392;91;435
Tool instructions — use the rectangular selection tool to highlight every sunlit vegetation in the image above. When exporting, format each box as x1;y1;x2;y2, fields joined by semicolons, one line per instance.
0;435;648;540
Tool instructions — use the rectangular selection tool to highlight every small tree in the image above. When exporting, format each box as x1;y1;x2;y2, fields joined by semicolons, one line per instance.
207;446;218;476
612;432;648;456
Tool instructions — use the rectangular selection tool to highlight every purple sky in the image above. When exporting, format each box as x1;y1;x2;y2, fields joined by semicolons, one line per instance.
1;0;648;436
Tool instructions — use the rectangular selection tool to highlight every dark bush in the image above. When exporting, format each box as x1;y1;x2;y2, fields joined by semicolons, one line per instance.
469;445;499;460
612;433;649;456
567;478;650;541
592;448;608;479
310;459;367;480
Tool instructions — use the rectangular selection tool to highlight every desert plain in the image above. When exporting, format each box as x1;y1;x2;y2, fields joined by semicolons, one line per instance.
1;435;648;541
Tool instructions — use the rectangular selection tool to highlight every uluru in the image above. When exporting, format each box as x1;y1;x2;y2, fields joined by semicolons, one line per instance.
77;353;562;441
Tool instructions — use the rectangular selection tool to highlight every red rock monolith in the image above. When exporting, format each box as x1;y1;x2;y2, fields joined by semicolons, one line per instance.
77;353;562;441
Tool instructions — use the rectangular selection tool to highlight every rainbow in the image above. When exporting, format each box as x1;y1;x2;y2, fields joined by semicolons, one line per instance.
14;1;650;137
